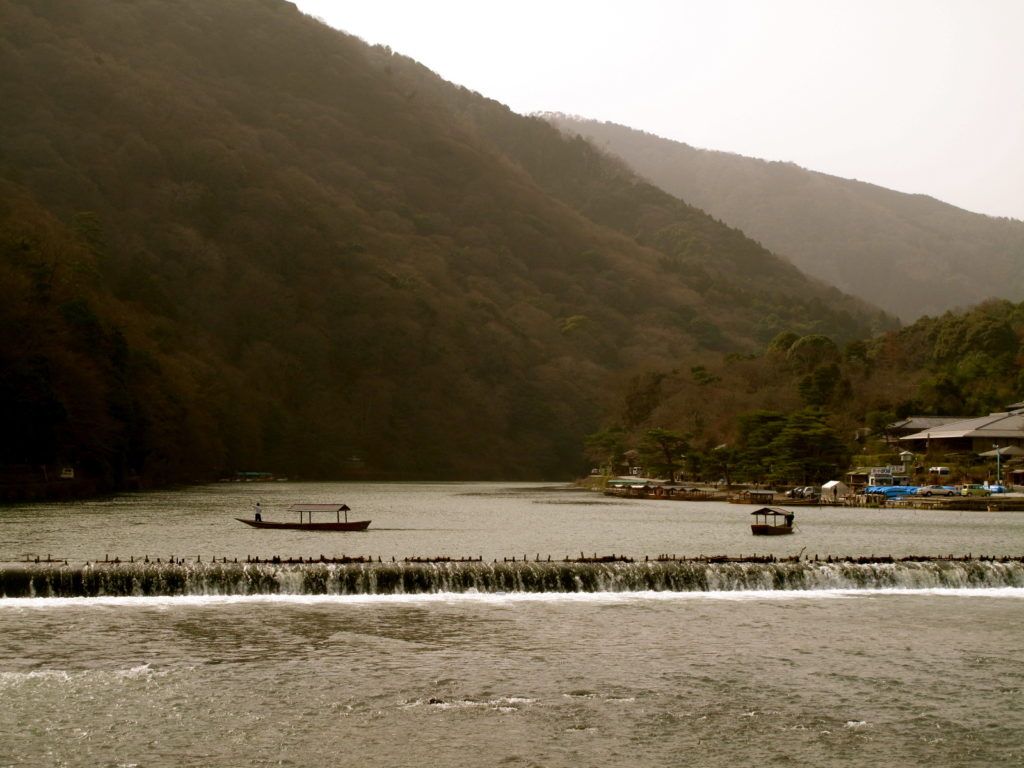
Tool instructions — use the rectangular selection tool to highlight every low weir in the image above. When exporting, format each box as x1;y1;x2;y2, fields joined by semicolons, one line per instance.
2;557;1023;598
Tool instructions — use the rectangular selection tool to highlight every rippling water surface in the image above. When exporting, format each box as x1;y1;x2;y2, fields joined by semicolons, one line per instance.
1;482;1023;766
1;481;1022;562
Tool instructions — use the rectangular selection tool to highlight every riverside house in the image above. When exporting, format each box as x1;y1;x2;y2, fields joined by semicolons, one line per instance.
899;406;1024;454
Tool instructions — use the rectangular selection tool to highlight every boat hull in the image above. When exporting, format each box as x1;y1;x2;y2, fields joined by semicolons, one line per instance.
235;518;371;531
751;524;794;536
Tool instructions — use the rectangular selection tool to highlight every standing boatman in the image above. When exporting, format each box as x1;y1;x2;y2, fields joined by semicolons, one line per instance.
254;501;262;522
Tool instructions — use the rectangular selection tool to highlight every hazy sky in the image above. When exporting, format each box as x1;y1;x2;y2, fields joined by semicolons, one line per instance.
295;0;1024;220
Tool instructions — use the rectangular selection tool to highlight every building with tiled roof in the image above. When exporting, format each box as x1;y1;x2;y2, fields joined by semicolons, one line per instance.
886;415;961;439
899;407;1024;454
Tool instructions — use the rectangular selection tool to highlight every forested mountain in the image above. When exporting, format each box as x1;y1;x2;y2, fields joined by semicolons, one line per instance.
545;115;1024;322
0;0;889;494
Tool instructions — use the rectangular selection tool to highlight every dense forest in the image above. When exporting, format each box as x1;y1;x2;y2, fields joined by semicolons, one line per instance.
586;299;1024;485
0;0;891;496
546;115;1024;322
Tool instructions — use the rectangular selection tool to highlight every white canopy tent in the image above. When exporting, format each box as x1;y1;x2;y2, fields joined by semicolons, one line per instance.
821;480;850;500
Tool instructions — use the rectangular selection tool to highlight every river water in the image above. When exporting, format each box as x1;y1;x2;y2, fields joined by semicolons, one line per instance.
1;482;1022;766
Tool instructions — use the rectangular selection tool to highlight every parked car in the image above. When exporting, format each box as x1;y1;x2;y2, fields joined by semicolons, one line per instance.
915;484;956;497
960;484;991;497
784;486;819;499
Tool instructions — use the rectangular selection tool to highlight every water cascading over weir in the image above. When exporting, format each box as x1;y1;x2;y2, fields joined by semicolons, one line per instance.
2;560;1023;598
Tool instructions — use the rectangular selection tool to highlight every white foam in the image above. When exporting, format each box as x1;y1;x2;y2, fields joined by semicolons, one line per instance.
0;669;73;685
0;664;169;687
1;586;1021;609
401;695;534;711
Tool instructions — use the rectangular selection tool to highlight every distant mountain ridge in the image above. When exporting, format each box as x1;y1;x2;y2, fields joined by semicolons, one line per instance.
544;115;1024;322
0;0;888;491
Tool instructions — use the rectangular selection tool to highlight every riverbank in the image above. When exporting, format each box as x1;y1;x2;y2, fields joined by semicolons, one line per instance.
583;476;1024;511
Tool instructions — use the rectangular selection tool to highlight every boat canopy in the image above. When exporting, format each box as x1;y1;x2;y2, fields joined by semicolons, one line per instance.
288;503;351;513
750;507;791;517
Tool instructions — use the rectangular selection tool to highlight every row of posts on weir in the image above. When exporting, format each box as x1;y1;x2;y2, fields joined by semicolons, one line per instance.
20;552;1024;566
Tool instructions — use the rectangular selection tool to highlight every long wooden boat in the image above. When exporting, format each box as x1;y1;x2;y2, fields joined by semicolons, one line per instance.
729;489;777;504
750;506;794;536
237;503;370;531
235;518;370;531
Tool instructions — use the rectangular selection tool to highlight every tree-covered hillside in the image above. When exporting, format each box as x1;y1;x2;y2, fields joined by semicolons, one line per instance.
546;115;1024;323
0;0;889;495
585;299;1024;486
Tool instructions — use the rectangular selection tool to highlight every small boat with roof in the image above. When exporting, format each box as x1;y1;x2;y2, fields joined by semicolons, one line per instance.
236;503;370;531
750;507;795;535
